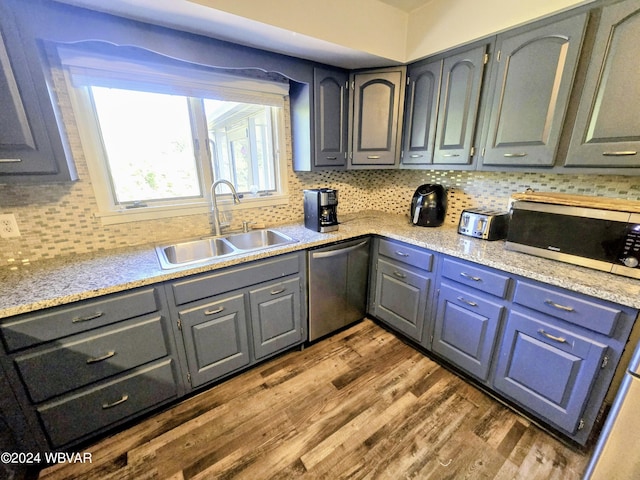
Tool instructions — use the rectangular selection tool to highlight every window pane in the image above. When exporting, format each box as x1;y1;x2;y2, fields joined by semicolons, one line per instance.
204;99;277;194
91;87;201;203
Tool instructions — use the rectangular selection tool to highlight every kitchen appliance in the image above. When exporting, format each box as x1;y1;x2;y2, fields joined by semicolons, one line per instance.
458;208;509;240
506;199;640;279
583;340;640;479
410;184;447;227
308;238;370;341
304;188;339;232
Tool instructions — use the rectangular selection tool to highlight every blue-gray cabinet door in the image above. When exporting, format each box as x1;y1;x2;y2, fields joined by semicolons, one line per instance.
249;276;302;360
372;258;430;341
480;13;587;166
401;59;442;166
493;310;607;434
350;67;406;167
432;282;504;381
433;44;487;165
565;0;640;167
178;293;250;387
314;67;348;168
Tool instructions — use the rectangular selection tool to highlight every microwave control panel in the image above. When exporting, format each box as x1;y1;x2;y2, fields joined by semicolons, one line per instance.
620;224;640;268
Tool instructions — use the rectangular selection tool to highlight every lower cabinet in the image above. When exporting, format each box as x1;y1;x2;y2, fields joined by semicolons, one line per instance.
432;281;505;381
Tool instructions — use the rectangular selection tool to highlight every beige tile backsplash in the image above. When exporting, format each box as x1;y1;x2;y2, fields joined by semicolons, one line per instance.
1;60;640;265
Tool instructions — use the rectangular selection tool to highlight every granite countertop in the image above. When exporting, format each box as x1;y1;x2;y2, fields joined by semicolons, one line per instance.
2;210;640;319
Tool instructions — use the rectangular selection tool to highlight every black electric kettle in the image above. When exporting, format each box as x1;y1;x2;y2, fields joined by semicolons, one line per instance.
410;184;447;227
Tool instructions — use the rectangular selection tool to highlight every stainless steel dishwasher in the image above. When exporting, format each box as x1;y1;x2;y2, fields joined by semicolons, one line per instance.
308;237;370;341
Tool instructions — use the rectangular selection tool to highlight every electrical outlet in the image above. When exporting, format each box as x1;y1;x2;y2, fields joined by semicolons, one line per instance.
0;214;20;238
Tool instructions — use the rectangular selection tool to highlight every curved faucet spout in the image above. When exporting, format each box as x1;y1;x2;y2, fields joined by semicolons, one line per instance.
210;179;241;236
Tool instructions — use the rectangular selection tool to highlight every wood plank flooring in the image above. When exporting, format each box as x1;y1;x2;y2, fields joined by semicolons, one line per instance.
37;319;591;479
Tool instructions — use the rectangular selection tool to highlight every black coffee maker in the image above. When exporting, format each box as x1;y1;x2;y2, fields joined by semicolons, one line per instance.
410;184;447;227
304;188;339;232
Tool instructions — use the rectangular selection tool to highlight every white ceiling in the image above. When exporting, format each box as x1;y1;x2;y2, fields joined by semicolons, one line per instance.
378;0;433;12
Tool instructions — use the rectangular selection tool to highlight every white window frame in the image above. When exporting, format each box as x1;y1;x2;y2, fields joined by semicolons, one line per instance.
61;47;289;225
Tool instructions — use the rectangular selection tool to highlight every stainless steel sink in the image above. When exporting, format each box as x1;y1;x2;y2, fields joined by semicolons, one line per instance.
156;229;297;269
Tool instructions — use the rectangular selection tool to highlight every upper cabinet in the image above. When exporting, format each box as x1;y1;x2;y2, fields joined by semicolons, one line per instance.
479;12;588;167
313;67;348;169
0;2;76;182
565;0;640;168
349;66;406;168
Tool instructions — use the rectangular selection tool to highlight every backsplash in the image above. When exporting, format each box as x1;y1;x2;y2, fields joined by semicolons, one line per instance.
1;59;640;265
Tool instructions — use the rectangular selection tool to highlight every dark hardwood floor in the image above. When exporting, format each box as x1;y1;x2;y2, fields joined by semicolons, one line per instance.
38;319;591;479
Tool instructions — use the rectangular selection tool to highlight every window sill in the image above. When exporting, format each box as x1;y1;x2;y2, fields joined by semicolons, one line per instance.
95;194;289;225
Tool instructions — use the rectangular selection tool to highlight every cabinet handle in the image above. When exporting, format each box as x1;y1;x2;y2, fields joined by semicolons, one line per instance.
393;271;407;279
602;151;637;156
367;155;381;159
204;306;225;315
537;329;567;344
457;296;478;307
395;251;410;257
460;272;482;282
0;158;22;163
102;394;129;410
270;288;286;295
72;312;104;323
544;299;575;312
409;154;423;158
442;154;460;157
503;153;528;157
325;156;338;160
86;351;116;364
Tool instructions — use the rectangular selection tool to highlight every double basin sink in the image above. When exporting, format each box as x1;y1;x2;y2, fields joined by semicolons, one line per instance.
156;229;298;269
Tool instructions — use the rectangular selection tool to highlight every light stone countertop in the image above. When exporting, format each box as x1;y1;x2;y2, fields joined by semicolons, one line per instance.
2;210;640;319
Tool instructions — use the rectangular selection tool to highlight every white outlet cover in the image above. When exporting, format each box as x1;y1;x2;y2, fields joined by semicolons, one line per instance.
0;214;20;238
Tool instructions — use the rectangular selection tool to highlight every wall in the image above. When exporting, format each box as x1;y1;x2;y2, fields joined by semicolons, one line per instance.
1;47;640;267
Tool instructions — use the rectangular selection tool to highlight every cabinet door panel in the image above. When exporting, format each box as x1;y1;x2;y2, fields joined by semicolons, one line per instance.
566;0;640;167
434;45;486;165
402;60;442;165
314;67;348;167
493;310;607;433
373;259;430;341
249;277;302;359
433;282;504;380
482;14;587;166
179;294;250;387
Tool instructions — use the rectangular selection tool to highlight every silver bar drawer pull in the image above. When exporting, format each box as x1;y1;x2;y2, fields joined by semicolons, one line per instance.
270;288;286;295
0;158;22;163
395;251;410;257
544;299;575;312
460;272;482;282
603;151;637;156
325;156;338;160
72;312;104;323
102;394;129;410
538;329;567;344
86;351;116;364
367;155;381;159
409;154;423;158
457;296;478;307
503;153;528;157
393;271;407;279
204;306;225;315
442;154;460;157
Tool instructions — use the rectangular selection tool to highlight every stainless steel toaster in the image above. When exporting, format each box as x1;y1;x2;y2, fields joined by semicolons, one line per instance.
458;208;509;240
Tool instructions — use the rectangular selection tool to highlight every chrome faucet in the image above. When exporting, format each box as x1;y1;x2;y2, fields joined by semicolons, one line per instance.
210;179;241;236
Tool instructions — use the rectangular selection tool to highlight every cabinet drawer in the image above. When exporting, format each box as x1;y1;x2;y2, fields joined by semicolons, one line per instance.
378;238;433;271
441;258;511;298
170;253;301;306
37;359;178;447
15;315;168;403
1;287;160;352
513;281;622;336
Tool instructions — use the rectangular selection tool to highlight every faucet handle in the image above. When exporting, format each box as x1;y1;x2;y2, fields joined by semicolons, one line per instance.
242;221;256;233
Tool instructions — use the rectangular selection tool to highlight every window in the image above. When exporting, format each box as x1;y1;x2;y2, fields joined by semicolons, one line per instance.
60;44;289;224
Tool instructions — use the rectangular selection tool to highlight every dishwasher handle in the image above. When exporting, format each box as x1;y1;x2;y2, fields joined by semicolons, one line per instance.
310;240;369;259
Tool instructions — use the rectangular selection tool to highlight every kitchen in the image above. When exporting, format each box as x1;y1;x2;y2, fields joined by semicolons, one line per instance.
1;0;640;478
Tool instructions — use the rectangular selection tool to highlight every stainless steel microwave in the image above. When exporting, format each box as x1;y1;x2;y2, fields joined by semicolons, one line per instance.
505;201;640;279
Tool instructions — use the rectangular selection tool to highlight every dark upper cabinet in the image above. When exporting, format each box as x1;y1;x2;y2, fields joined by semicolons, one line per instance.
313;67;348;169
401;59;442;167
565;0;640;168
433;44;488;166
349;66;406;168
0;1;76;182
479;12;588;167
